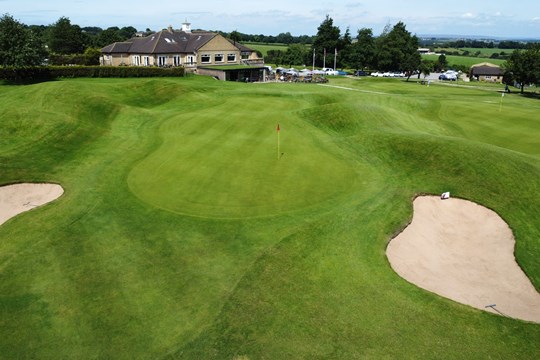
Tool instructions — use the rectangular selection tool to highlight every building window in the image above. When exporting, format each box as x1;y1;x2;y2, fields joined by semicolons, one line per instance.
227;53;236;62
158;56;167;67
214;53;224;63
186;55;195;65
173;55;181;66
201;54;211;63
143;56;150;66
132;55;141;66
241;51;250;60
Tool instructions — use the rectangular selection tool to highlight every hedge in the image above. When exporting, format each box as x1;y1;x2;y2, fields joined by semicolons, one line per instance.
0;66;185;83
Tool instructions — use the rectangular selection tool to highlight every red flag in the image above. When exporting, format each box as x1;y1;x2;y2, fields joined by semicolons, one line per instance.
276;124;280;132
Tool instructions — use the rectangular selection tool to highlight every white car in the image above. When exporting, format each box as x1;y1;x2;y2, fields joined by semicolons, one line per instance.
371;71;384;77
322;68;338;76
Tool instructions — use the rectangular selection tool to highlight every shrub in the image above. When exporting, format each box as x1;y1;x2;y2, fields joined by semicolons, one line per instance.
0;66;185;82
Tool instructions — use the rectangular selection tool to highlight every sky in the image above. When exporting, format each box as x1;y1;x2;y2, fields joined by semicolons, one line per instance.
2;0;540;39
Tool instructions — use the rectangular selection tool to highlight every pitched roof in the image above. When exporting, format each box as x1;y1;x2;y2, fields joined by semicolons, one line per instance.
101;41;133;53
470;65;503;76
227;39;255;53
101;29;217;54
470;62;500;68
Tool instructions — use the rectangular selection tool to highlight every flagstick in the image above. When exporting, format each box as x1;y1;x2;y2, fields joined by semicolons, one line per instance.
277;124;281;160
499;92;504;112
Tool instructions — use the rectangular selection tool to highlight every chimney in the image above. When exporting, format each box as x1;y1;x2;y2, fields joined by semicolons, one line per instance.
182;19;191;33
167;25;173;33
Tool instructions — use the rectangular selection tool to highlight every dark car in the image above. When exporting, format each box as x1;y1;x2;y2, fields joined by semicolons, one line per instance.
354;70;369;76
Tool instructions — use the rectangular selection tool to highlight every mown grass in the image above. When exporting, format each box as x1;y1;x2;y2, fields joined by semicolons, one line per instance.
0;76;539;359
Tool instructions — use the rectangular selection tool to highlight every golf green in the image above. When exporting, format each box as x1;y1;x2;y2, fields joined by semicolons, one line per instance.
128;95;364;218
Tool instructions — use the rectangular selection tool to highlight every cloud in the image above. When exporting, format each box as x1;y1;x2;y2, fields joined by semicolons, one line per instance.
533;17;540;22
345;2;364;9
461;12;476;19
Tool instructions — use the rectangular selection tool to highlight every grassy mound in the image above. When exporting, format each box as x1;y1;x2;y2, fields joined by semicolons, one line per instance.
0;76;538;359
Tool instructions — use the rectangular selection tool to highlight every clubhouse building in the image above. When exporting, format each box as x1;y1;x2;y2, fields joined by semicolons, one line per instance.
100;20;267;81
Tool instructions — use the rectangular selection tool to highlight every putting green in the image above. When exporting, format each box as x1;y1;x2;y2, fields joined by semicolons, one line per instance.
128;95;361;218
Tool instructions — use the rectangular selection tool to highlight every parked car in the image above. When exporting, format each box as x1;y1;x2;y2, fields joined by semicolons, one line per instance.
354;70;369;76
439;73;457;81
321;67;338;75
337;70;348;75
371;71;384;77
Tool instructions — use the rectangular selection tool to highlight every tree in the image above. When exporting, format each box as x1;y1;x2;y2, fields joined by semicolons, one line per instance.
83;47;101;65
282;44;310;67
0;14;47;67
505;44;540;93
437;54;448;70
276;32;294;45
48;17;86;54
420;59;434;79
336;27;352;68
118;26;137;40
95;27;123;48
349;28;375;70
229;30;241;46
312;15;341;68
265;49;285;66
375;22;421;80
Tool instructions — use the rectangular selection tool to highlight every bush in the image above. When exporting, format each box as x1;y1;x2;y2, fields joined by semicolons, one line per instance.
0;67;53;83
0;66;185;83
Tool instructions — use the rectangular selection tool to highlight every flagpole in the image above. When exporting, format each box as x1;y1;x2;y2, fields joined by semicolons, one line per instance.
277;124;280;160
334;48;337;71
312;48;315;72
499;92;504;112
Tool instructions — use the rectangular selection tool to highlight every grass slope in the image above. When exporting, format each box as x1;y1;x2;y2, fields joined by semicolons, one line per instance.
0;76;539;359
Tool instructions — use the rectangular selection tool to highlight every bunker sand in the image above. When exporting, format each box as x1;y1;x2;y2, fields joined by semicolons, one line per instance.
0;183;64;225
387;196;540;323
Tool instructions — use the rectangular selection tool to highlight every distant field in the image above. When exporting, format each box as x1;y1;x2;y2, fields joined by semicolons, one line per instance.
1;76;539;359
243;42;289;56
423;53;506;67
435;47;516;56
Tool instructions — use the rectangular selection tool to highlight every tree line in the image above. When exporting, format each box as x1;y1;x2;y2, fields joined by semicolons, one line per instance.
442;39;536;50
264;16;421;79
0;14;139;66
219;30;315;45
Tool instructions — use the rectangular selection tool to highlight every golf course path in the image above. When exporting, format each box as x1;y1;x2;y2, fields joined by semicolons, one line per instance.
387;195;540;323
0;183;64;225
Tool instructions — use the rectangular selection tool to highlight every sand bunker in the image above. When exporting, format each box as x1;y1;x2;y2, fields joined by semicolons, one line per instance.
0;183;64;225
387;196;540;323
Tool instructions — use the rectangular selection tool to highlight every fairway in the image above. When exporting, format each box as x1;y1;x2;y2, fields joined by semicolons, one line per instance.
0;76;539;359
